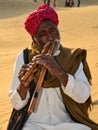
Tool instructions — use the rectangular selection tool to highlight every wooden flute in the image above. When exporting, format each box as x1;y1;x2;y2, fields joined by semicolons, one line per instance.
21;42;55;82
27;42;55;114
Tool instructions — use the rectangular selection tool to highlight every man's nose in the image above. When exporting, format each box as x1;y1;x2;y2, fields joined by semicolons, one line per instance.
47;33;54;41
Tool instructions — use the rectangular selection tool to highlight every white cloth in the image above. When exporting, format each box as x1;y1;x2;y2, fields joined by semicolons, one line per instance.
9;51;91;130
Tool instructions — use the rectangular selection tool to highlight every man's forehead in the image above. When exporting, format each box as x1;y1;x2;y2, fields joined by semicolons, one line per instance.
35;19;57;35
37;19;56;32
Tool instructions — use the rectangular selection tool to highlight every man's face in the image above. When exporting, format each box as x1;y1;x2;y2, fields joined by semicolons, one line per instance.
34;19;60;49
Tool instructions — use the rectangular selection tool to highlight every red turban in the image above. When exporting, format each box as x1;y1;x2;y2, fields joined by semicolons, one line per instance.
24;4;59;36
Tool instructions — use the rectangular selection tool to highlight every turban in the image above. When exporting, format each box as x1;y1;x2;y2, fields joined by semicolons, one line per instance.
24;4;59;36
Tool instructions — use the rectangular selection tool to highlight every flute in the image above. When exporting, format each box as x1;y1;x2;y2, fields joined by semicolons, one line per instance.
21;42;54;82
27;42;55;114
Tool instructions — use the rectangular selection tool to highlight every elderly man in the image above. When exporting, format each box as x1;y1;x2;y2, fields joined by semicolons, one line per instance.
8;4;98;130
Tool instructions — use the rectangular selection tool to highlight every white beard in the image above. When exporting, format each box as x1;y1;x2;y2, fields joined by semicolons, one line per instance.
52;39;60;56
41;39;60;56
33;37;61;56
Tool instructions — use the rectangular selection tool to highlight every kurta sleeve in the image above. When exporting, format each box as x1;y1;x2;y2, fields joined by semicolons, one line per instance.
61;62;91;103
9;52;30;110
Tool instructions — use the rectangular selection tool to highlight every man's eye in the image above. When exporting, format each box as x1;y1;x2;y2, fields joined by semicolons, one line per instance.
50;29;57;34
39;33;46;37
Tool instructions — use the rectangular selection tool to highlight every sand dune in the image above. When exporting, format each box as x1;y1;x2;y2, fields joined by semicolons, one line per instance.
0;0;98;19
0;0;98;129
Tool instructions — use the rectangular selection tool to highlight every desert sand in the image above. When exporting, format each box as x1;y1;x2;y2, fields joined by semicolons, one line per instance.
0;0;98;130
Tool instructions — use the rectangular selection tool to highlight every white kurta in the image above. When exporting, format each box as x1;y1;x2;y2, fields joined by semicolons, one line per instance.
9;51;91;130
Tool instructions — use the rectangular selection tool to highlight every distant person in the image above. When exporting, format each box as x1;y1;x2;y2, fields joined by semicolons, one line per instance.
69;0;74;7
44;0;47;4
53;0;57;7
34;0;37;2
65;0;69;7
44;0;50;5
77;0;80;7
65;0;74;7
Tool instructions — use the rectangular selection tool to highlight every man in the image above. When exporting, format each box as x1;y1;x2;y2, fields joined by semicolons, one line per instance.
77;0;80;7
65;0;74;7
44;0;47;4
9;4;98;130
53;0;57;7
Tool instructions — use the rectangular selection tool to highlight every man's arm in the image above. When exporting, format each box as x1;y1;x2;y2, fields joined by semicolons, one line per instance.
9;52;30;110
61;62;91;103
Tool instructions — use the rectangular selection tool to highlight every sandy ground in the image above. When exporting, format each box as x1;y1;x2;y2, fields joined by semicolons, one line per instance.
0;1;98;129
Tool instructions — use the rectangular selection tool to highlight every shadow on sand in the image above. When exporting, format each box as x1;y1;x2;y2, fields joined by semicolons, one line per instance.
92;100;98;105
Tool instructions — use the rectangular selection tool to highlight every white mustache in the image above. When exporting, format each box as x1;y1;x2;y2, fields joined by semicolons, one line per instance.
33;37;60;55
44;39;60;56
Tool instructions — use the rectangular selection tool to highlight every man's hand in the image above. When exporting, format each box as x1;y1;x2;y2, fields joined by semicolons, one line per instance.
17;63;37;100
18;63;37;87
32;54;68;86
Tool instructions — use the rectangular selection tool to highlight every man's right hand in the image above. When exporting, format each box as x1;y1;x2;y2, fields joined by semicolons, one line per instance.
17;63;37;100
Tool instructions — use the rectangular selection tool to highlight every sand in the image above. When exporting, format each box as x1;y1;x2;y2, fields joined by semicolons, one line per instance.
0;1;98;129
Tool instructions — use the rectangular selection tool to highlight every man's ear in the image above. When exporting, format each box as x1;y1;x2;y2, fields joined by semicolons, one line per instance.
32;36;42;51
32;37;37;44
